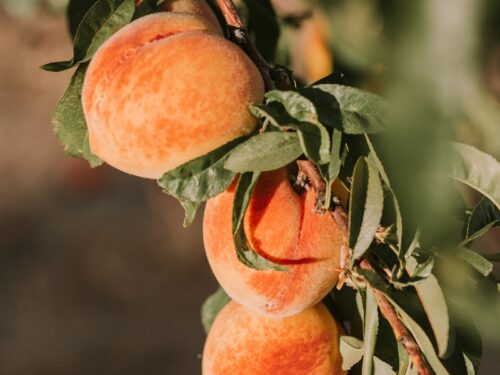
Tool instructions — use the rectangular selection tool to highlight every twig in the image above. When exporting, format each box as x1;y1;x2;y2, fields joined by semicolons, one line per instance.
360;260;431;375
214;0;276;90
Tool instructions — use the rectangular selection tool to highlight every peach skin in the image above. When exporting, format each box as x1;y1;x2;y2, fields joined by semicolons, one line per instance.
82;10;264;178
203;168;347;317
202;301;346;375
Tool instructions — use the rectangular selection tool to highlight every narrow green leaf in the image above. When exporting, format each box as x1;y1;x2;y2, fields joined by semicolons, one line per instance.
362;288;379;375
52;63;102;167
232;172;287;271
158;138;244;225
201;287;231;333
393;302;450;375
407;256;450;358
42;0;136;71
365;135;403;254
224;132;302;172
313;84;388;134
455;247;493;277
396;342;410;375
319;129;343;209
349;157;384;262
449;143;500;210
340;336;364;371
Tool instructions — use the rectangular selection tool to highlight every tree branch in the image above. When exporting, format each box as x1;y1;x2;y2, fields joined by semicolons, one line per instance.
214;0;276;90
296;160;431;375
360;260;431;375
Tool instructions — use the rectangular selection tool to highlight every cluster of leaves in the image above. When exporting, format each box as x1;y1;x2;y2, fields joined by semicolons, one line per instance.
44;0;500;374
197;75;500;375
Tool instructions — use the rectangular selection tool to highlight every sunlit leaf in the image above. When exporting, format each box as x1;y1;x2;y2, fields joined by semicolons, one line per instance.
349;157;384;262
340;336;364;371
224;132;302;172
455;247;493;277
449;143;500;210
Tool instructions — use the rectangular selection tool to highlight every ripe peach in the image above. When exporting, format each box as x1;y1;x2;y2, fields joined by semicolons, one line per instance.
203;168;347;317
202;301;346;375
83;11;264;178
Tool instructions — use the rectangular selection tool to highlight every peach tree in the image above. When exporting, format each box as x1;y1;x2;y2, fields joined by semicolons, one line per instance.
43;0;500;374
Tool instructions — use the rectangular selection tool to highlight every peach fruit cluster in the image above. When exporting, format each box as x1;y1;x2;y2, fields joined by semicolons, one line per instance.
82;1;346;374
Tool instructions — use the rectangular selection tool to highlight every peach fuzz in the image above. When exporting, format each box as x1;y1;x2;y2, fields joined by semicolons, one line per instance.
203;168;347;317
202;301;346;375
82;12;264;178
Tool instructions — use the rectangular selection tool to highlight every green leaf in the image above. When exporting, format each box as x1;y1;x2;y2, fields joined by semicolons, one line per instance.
158;138;245;226
319;129;343;209
455;247;493;277
52;63;102;167
298;86;342;129
340;336;364;371
224;132;302;172
67;0;99;39
408;256;450;357
463;197;500;245
349;157;384;262
201;287;231;333
392;302;450;375
365;135;403;255
42;0;136;72
313;84;388;134
232;172;288;271
449;143;500;210
362;288;379;375
265;90;319;124
291;122;331;164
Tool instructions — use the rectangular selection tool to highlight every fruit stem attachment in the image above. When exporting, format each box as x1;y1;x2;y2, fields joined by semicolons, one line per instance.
214;0;276;90
359;260;431;375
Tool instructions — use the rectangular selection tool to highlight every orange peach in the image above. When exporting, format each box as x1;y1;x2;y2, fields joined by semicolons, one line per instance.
203;168;347;317
83;10;264;178
202;301;346;375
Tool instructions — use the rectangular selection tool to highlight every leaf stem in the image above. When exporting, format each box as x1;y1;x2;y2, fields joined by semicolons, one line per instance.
360;260;431;375
214;0;276;90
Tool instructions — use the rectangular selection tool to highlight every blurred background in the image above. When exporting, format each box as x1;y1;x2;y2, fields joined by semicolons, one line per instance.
0;0;498;374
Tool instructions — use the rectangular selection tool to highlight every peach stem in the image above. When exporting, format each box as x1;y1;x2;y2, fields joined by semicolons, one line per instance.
214;0;276;90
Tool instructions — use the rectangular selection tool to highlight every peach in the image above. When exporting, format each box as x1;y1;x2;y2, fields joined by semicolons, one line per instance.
202;301;346;375
203;168;347;317
83;9;264;178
